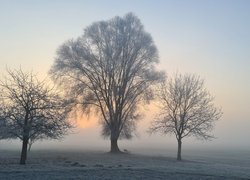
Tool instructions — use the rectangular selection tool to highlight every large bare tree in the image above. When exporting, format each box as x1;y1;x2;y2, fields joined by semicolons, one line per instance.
50;13;163;153
0;69;72;164
150;73;222;160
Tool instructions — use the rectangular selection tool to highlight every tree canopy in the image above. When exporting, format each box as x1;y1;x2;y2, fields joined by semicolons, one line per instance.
50;13;163;152
150;73;222;160
0;69;72;164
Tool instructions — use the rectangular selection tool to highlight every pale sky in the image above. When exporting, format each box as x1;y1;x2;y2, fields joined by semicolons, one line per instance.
0;0;249;153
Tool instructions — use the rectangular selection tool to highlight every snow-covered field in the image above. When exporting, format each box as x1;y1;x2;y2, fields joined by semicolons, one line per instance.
0;150;250;180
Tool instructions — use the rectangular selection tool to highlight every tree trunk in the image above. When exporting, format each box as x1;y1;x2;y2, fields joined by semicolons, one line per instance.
20;137;28;165
110;128;121;153
110;138;121;153
177;139;182;161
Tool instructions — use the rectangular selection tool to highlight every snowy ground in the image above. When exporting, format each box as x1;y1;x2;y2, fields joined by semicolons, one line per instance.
0;150;250;180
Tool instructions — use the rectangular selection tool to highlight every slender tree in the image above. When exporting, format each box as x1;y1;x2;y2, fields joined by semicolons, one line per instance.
0;69;72;164
50;13;163;153
150;73;222;160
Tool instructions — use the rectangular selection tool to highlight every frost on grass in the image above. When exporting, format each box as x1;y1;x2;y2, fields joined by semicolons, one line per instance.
0;150;250;180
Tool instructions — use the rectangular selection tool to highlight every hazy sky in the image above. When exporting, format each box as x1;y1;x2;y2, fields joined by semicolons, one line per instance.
0;0;249;153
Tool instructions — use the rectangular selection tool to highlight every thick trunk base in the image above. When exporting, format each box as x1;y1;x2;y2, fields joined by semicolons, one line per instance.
110;139;122;153
177;140;182;161
20;138;28;165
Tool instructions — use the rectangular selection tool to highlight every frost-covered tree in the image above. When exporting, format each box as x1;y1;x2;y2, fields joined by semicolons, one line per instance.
50;13;163;153
0;69;72;164
150;73;222;160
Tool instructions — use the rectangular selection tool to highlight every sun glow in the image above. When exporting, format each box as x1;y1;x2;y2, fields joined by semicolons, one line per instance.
76;114;98;129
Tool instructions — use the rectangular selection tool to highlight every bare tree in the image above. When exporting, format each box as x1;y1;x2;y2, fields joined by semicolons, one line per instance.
150;73;222;160
0;69;72;164
50;13;163;153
